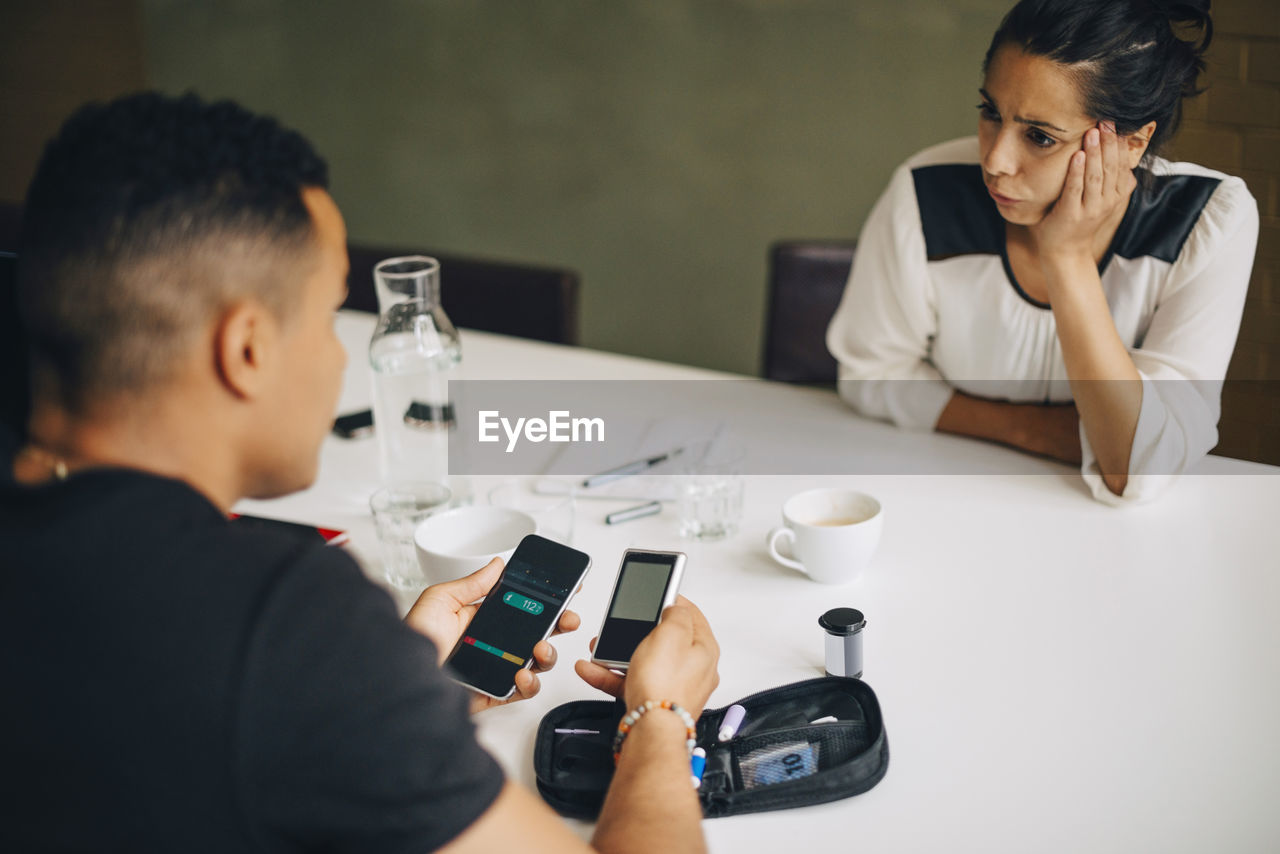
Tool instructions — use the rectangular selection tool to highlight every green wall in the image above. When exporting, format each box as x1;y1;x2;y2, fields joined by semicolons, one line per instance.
142;0;1010;374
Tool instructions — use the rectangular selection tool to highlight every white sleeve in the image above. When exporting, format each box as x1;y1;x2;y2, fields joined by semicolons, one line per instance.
826;162;954;430
1082;177;1259;505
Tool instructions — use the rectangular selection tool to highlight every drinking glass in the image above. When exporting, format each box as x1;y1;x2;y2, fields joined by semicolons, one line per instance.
677;440;744;541
370;481;452;589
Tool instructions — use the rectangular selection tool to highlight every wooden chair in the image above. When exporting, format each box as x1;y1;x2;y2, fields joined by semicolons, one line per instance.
761;240;856;385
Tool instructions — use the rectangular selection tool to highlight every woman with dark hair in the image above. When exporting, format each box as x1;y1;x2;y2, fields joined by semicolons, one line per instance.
827;0;1258;504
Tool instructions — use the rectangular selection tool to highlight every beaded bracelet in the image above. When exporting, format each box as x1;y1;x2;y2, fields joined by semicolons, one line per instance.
611;700;698;764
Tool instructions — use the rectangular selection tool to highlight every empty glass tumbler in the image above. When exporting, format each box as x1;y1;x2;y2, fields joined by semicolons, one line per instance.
370;481;453;589
677;439;745;541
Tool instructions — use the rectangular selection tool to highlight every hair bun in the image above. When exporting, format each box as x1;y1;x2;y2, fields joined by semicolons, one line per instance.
1152;0;1212;27
1149;0;1209;11
1140;0;1213;72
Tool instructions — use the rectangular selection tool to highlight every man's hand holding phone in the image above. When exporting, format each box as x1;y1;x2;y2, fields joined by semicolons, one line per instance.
406;557;582;714
575;596;721;717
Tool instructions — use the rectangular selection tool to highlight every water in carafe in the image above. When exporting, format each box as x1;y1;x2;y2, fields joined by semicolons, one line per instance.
368;256;461;489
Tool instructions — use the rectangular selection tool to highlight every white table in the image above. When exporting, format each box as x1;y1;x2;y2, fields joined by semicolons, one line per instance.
237;311;1280;853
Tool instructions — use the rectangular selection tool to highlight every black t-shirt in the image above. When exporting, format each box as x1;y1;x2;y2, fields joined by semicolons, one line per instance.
0;468;504;852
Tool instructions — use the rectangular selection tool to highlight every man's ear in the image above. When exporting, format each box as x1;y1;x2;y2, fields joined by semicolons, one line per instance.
1125;120;1157;169
213;300;278;400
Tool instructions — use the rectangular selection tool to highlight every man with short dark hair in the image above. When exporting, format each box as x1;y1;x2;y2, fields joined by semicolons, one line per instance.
1;92;719;854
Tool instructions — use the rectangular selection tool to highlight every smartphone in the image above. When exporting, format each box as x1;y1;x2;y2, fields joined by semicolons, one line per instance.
445;534;592;700
331;409;374;439
591;549;686;671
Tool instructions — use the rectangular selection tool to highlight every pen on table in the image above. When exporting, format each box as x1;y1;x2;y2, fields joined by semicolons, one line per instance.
581;448;684;489
605;501;662;525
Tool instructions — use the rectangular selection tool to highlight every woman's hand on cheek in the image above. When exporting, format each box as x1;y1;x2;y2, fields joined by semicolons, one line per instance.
1033;121;1136;264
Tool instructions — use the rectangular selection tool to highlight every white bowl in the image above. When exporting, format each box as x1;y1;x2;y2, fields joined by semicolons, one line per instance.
414;505;538;585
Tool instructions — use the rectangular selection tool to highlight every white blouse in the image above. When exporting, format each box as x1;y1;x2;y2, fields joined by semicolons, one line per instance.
826;137;1259;504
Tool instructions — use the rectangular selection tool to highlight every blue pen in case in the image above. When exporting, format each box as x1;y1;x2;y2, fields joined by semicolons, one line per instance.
690;747;707;788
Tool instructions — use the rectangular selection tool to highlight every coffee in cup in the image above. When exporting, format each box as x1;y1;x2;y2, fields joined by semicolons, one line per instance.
766;488;882;584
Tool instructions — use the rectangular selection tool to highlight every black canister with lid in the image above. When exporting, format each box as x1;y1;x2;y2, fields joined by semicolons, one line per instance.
820;607;866;678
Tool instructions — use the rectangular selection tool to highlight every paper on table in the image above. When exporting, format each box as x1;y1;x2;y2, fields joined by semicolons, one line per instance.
533;475;681;503
528;415;718;501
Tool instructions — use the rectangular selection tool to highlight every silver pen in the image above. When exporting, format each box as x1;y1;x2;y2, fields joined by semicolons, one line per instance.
581;448;683;489
605;501;662;525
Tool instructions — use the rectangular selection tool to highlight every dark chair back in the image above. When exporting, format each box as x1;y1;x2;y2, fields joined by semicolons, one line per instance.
0;201;21;253
2;203;31;461
1;251;28;458
345;244;580;345
762;240;856;385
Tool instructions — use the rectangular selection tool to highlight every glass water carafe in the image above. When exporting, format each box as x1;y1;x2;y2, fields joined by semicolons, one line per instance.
368;256;461;489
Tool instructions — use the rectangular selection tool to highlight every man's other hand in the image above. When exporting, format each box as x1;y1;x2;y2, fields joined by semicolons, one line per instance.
574;596;719;716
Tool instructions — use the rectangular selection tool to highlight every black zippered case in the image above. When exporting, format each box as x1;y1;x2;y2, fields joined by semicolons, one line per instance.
533;676;888;819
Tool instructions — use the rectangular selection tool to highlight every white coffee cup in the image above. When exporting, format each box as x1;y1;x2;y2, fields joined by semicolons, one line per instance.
766;488;883;584
414;506;538;585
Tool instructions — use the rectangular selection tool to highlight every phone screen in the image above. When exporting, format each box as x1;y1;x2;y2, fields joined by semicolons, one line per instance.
445;535;590;699
593;553;679;664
